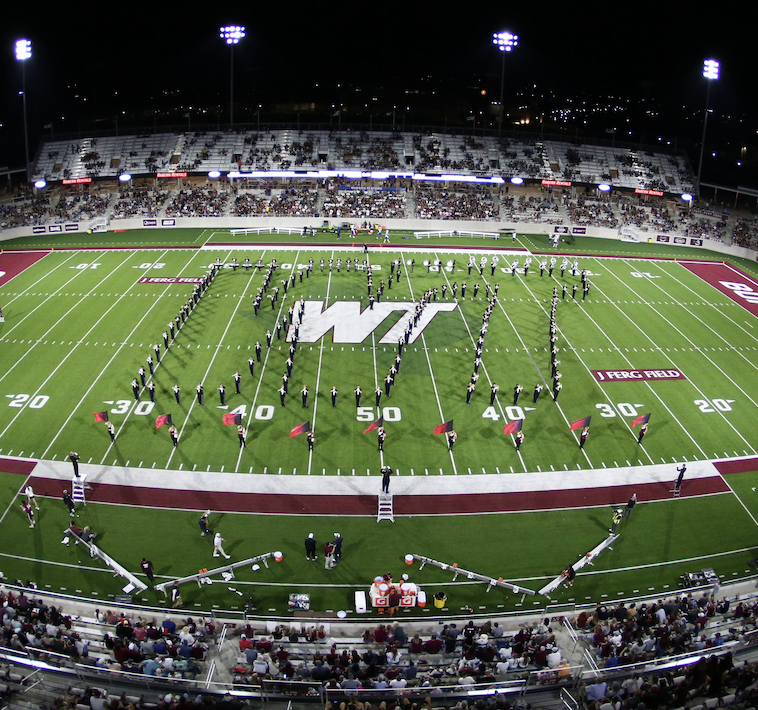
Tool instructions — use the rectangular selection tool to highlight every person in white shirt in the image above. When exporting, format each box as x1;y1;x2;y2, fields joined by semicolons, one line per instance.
213;533;231;559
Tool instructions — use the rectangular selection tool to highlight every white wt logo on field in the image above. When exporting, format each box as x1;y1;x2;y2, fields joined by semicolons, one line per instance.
288;301;457;344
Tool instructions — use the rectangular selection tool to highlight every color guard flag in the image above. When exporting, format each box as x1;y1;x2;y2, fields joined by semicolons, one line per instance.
632;413;651;428
290;421;311;438
363;417;384;434
569;416;592;431
433;420;454;435
223;412;242;426
155;414;173;429
503;419;523;435
93;411;109;423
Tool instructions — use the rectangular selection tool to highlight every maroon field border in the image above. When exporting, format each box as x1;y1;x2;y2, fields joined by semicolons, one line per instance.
23;474;729;517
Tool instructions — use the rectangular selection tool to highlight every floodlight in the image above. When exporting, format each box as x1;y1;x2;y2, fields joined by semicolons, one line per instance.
510;176;524;185
208;170;221;179
681;193;693;202
220;25;246;44
118;173;132;182
492;31;518;52
15;39;31;61
703;59;719;81
598;183;611;192
34;179;46;189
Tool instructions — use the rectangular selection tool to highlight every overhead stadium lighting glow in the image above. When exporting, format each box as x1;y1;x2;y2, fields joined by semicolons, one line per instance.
33;179;46;189
492;31;518;52
681;193;693;202
118;173;132;182
703;59;719;81
510;176;524;185
15;39;31;61
220;25;246;45
598;183;611;192
208;170;221;179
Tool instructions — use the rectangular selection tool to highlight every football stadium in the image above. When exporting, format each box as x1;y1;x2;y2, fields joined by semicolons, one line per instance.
2;13;758;710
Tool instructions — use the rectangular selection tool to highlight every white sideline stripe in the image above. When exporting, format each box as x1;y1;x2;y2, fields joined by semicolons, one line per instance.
402;258;458;475
235;252;299;472
2;544;752;588
165;250;240;468
27;456;723;497
201;243;529;257
434;251;527;472
0;251;110;386
0;251;137;444
307;252;334;475
44;250;174;458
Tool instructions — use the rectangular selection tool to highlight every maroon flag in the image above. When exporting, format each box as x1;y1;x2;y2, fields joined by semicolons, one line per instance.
290;421;311;438
503;419;523;435
433;420;454;435
93;411;109;423
363;417;384;434
632;413;651;428
569;416;592;431
155;413;173;429
223;412;242;426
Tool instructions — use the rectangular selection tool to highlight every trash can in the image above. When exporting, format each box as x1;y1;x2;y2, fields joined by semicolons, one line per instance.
433;591;447;609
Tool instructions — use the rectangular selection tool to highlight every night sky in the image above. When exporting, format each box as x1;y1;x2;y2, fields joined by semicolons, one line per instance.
1;1;756;184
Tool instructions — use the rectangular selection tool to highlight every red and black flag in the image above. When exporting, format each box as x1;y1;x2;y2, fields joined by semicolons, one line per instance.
156;413;173;429
569;416;592;431
290;421;311;438
433;420;454;435
503;419;523;435
93;411;109;423
363;416;384;434
223;412;242;426
632;413;651;428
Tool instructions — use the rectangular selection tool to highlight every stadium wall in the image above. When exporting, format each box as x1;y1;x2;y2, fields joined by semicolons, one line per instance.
1;217;756;262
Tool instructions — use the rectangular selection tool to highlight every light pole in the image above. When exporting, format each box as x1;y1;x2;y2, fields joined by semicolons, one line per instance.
15;39;32;184
219;25;245;128
492;31;518;140
696;58;719;198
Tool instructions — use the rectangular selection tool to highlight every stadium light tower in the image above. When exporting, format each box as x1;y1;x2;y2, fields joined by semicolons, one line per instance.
15;39;32;183
695;58;719;197
492;31;518;140
220;25;245;128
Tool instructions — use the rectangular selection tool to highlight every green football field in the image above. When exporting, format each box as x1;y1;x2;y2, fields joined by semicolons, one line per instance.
0;227;757;613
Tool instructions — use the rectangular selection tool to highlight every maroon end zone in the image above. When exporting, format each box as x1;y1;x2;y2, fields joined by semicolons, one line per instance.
679;261;758;318
0;251;49;288
0;458;38;476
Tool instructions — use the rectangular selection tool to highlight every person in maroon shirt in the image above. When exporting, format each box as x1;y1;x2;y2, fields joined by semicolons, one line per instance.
424;633;443;654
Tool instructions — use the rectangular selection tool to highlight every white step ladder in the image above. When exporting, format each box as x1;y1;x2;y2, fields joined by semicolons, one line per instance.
377;493;394;523
72;474;89;506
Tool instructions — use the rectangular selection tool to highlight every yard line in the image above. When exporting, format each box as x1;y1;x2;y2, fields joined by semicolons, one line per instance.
0;250;113;385
165;250;248;468
0;251;139;444
435;252;527;472
647;260;758;371
234;252;300;472
477;269;596;466
306;251;335;475
367;253;384;469
550;270;709;458
403;257;458;475
0;251;79;313
46;249;180;458
596;259;756;454
653;261;758;347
